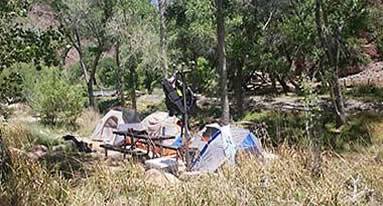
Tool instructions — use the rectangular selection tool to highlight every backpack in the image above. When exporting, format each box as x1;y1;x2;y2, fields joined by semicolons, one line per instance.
162;74;196;117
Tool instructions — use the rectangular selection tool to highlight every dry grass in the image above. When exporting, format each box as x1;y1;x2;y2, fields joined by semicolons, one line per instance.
0;153;70;206
2;114;383;205
76;108;101;138
58;148;383;206
369;120;383;145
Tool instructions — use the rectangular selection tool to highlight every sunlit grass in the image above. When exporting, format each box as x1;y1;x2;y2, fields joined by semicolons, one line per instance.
2;101;383;205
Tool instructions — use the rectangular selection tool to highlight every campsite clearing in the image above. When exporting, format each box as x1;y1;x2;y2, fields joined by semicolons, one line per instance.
2;93;383;205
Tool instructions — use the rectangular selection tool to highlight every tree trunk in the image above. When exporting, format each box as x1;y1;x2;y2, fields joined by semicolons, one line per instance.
129;65;137;110
74;28;89;82
127;56;137;110
331;74;346;126
270;73;277;93
315;0;346;126
158;0;168;77
87;50;103;108
116;41;125;106
333;41;346;126
61;45;72;67
216;0;230;125
235;61;244;118
277;75;290;94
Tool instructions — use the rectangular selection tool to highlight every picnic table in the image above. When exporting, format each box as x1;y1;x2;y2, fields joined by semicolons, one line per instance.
100;130;177;159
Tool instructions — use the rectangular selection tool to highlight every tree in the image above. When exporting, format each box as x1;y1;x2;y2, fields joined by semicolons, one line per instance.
111;0;160;109
0;0;62;105
166;0;217;92
314;0;368;126
0;0;61;72
56;0;115;108
216;0;230;125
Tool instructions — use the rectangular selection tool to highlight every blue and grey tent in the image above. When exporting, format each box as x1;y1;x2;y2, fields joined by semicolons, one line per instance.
190;124;264;172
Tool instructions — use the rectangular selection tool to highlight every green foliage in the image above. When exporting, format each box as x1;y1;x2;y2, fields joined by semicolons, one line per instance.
97;57;117;88
29;67;85;125
242;110;306;146
0;1;63;105
96;98;120;114
0;5;62;71
0;70;24;104
67;63;83;83
167;0;216;66
242;110;378;152
368;6;383;59
0;63;42;104
192;57;218;94
346;84;383;102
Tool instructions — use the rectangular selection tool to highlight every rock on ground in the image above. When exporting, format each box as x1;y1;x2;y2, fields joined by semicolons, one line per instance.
28;144;48;160
144;168;180;187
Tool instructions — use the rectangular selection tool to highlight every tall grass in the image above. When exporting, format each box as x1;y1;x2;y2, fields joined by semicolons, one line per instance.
61;148;383;205
0;154;70;206
76;108;101;138
1;111;383;205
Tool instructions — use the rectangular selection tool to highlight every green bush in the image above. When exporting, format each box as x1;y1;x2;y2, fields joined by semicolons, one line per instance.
369;7;383;59
241;110;379;152
0;63;44;105
29;67;85;125
0;69;24;104
191;57;218;95
346;84;383;102
97;57;117;88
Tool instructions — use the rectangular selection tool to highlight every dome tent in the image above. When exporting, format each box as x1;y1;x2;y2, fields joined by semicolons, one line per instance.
91;108;141;145
190;124;264;172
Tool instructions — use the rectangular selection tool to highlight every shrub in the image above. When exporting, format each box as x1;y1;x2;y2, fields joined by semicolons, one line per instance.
0;63;42;105
241;110;381;152
346;84;383;102
29;67;85;125
97;57;117;88
191;57;218;95
0;69;24;104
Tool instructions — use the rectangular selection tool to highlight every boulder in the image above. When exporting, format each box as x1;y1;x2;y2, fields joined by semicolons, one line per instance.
31;144;48;153
144;168;180;187
28;144;48;160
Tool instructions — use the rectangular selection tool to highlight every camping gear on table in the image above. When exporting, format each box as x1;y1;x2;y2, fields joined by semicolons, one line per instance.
191;124;264;172
92;109;184;158
125;112;183;156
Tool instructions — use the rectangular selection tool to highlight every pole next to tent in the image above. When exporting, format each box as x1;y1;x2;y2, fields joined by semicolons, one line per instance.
181;63;191;171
